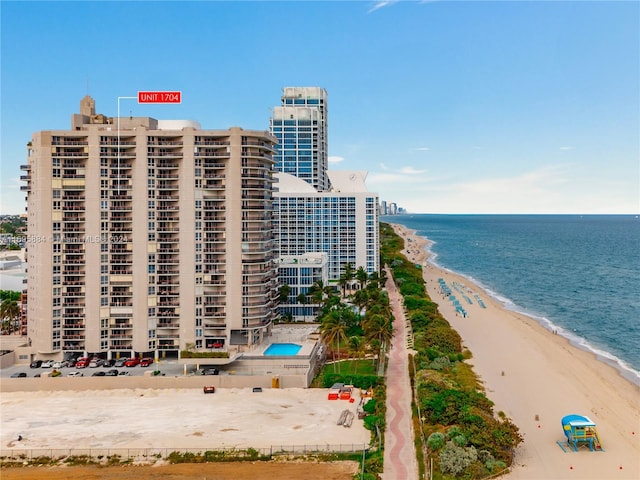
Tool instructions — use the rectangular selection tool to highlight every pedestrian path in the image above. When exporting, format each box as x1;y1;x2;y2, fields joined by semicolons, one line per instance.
382;266;419;480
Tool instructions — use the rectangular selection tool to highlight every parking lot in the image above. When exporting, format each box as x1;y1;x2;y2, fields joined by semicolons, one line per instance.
1;359;210;379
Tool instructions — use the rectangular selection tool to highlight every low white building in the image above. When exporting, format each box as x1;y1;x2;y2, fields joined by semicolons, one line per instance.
278;252;328;321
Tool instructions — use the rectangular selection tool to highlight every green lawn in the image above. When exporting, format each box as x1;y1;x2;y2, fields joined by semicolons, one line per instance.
316;358;377;379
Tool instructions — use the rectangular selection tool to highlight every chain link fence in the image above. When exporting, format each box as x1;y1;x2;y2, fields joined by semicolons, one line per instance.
0;443;369;464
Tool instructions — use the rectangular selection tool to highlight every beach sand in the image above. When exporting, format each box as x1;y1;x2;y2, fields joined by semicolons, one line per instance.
392;223;640;479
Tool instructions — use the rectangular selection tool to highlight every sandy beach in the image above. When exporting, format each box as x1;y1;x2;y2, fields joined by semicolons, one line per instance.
392;223;640;479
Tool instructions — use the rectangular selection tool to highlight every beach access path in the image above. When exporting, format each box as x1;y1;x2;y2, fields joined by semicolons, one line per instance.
382;266;419;480
390;223;640;480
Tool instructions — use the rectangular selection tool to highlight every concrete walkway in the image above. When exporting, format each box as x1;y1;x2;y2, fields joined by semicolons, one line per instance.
382;266;419;480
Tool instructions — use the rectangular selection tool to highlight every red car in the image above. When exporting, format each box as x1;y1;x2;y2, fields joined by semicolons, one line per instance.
75;357;90;369
139;357;154;367
124;357;140;367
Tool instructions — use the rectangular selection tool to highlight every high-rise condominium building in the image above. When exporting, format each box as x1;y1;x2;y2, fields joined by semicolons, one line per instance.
274;171;379;281
22;96;279;360
270;87;329;192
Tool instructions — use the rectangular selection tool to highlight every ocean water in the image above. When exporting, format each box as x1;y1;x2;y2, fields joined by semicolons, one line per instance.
382;214;640;386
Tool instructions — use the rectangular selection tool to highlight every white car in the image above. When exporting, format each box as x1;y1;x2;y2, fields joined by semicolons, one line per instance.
67;371;83;377
41;360;54;368
52;361;68;369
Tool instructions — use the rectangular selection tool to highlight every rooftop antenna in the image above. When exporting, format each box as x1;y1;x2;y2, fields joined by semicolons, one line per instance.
86;76;89;96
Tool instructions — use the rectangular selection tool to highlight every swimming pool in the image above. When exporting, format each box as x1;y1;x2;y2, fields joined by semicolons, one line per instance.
264;343;302;356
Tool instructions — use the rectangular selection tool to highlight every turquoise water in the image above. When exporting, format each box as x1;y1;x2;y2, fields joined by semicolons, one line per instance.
383;214;640;386
264;343;302;356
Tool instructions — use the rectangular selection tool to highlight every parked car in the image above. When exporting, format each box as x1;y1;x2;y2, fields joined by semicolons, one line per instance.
30;360;42;368
67;358;77;368
102;359;114;368
91;371;106;377
114;358;127;367
75;357;90;368
41;360;54;368
139;357;154;367
118;371;130;376
68;371;83;377
201;368;219;376
52;361;68;369
105;369;119;376
124;357;140;367
89;359;104;368
10;372;27;378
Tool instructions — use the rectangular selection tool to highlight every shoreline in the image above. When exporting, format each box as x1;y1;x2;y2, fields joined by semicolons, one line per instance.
406;227;640;387
390;223;640;479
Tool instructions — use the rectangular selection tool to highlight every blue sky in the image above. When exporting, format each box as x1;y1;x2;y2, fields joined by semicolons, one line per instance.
1;0;638;214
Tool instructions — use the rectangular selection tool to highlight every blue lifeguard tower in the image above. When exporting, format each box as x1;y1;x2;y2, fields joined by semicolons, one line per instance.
558;414;604;452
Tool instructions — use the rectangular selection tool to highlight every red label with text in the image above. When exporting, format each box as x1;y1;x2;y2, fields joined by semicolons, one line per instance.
138;91;182;104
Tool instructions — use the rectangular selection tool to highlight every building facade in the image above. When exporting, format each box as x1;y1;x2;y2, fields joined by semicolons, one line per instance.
274;172;379;282
278;252;328;321
270;87;330;192
22;96;279;360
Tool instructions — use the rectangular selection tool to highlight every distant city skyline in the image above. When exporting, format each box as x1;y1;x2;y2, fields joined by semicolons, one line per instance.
2;1;638;214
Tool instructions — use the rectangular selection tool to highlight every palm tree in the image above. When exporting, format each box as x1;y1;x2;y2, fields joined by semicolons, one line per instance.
339;263;354;296
0;299;20;335
309;280;338;312
351;289;369;316
378;268;388;287
363;313;393;373
347;335;367;375
296;292;308;322
320;311;348;373
278;284;291;305
356;266;368;290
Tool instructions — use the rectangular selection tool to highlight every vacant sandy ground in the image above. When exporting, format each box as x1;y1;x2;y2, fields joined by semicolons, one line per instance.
1;387;369;453
0;461;359;480
393;223;640;480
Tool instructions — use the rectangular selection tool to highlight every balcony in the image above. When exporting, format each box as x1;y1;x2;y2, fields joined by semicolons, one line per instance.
157;322;179;329
63;322;85;329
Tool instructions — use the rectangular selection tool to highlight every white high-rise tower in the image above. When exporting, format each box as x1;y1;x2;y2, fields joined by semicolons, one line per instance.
270;87;329;192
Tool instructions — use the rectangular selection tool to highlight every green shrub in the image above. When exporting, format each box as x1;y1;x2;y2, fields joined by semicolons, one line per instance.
363;415;381;431
427;432;445;450
322;373;381;389
439;441;478;476
428;356;452;371
364;451;383;474
180;350;229;358
362;398;377;414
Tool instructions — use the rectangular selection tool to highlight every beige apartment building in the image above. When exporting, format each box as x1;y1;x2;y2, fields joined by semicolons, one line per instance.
21;96;279;361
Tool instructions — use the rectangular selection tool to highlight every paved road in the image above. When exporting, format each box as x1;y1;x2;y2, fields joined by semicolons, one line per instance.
382;266;419;480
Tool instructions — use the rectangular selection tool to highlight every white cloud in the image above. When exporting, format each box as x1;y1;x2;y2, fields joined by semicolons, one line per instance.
328;156;344;163
413;147;430;151
384;163;639;214
559;146;575;151
379;163;389;171
367;1;397;14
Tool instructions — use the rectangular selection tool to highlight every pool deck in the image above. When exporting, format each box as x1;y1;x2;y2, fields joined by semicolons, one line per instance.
256;324;319;357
